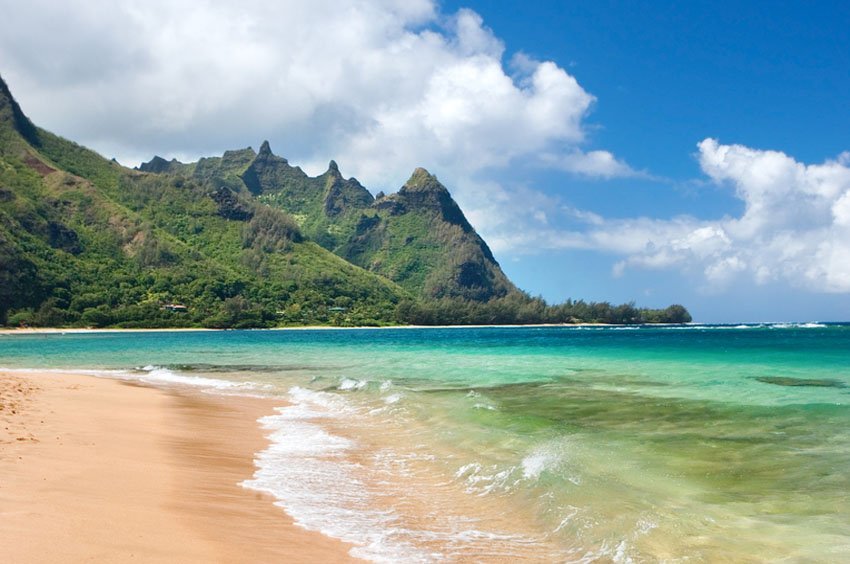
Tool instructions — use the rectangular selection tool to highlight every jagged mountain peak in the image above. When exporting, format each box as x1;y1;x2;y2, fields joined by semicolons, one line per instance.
392;167;475;235
250;141;287;166
402;167;443;192
327;159;340;175
342;164;509;299
137;155;185;173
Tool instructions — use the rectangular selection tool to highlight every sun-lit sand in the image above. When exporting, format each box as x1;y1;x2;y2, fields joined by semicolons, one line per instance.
0;371;360;563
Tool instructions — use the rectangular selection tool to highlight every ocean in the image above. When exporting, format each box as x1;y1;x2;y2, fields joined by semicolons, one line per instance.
2;324;849;561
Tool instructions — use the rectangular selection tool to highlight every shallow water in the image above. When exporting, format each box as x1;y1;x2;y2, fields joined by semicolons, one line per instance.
2;324;849;561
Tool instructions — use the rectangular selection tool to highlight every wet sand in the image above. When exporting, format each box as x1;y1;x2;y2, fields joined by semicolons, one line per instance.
0;371;360;563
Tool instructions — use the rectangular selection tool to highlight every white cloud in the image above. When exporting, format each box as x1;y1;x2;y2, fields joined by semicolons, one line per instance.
451;9;503;57
501;140;850;294
10;3;845;296
540;149;640;178
0;0;630;186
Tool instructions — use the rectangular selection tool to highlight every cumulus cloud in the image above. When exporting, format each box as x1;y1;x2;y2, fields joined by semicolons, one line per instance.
0;0;630;186
540;149;640;178
501;140;850;293
9;3;844;296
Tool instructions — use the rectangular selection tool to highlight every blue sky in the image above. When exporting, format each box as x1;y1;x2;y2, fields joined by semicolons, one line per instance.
455;1;850;167
448;0;850;321
2;0;849;321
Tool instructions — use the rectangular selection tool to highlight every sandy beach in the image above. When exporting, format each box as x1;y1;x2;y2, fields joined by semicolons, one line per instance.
0;371;359;563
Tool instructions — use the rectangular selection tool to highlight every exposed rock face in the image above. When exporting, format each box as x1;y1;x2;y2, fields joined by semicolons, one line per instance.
209;186;253;221
400;170;470;229
23;155;56;177
373;195;406;215
394;168;494;260
322;161;374;217
47;221;82;254
241;141;303;196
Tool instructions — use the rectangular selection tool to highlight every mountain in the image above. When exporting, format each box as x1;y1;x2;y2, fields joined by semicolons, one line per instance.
0;75;406;328
0;74;690;327
185;141;516;302
133;143;689;325
339;168;515;301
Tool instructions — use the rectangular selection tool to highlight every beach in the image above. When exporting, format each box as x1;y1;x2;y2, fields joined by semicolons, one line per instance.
0;370;358;563
1;326;848;561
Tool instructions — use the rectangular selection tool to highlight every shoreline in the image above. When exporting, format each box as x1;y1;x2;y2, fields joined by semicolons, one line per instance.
1;321;834;336
0;371;360;562
0;322;652;335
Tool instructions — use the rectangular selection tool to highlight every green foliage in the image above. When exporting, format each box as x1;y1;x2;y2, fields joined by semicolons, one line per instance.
0;109;407;328
243;205;302;252
338;171;514;302
394;296;692;326
639;304;692;324
0;76;691;328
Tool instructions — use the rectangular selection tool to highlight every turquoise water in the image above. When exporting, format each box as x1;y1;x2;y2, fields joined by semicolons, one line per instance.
2;324;849;561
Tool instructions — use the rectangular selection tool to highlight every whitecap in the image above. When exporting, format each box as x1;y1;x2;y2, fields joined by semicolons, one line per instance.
521;445;565;480
0;365;265;394
454;462;521;496
242;386;433;562
339;377;369;391
135;365;263;392
772;322;827;329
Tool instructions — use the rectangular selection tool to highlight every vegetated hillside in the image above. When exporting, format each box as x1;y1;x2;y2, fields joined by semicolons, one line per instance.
339;168;516;302
137;144;690;326
0;75;406;328
0;74;691;328
210;142;515;302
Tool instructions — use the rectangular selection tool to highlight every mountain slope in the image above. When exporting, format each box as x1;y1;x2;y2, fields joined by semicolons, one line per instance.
133;141;690;324
244;142;377;250
164;142;517;301
340;168;516;301
0;75;407;327
1;74;691;327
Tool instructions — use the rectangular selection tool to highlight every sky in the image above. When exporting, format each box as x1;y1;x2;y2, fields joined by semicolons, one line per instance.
1;0;849;322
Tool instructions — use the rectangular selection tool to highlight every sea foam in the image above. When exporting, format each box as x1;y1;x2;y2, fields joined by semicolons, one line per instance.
338;377;369;391
134;365;265;393
241;385;548;562
521;446;563;480
241;386;429;562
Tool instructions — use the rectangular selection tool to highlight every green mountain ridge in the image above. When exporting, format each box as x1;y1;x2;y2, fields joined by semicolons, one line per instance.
0;75;406;328
0;74;691;327
138;138;516;303
340;167;514;302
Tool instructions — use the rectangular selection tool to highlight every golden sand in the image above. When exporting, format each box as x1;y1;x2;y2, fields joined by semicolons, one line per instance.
0;371;360;563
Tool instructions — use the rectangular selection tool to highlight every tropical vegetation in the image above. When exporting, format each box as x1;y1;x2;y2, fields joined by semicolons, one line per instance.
0;75;690;328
